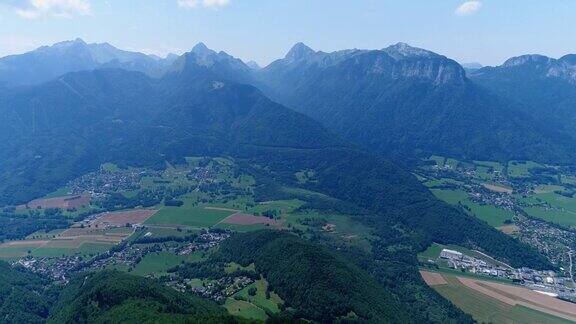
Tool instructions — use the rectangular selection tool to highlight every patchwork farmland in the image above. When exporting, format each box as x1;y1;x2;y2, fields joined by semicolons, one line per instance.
0;209;155;260
19;194;91;210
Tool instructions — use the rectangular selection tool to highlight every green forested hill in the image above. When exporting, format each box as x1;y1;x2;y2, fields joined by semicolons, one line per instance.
216;230;411;323
0;261;55;324
48;271;235;324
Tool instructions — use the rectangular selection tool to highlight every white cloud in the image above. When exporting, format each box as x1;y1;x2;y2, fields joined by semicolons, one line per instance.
455;1;482;16
177;0;230;9
5;0;91;19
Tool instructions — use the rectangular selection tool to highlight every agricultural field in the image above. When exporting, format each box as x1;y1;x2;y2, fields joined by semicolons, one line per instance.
0;207;146;260
146;203;236;228
0;238;113;260
1;156;384;324
18;194;91;210
420;155;576;228
421;271;576;323
508;161;544;178
247;199;303;215
520;189;576;227
431;188;514;227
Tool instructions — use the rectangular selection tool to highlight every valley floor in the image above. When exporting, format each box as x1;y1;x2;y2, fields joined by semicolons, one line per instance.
421;270;576;323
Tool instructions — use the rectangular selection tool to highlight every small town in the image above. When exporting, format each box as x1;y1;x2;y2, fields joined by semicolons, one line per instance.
13;229;231;283
423;159;576;282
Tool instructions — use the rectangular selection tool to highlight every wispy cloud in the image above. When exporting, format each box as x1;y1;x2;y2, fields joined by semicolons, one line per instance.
455;1;482;16
177;0;230;9
4;0;91;19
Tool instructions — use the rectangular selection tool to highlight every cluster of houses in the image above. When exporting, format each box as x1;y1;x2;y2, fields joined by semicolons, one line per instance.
179;231;229;255
67;168;149;198
186;276;254;302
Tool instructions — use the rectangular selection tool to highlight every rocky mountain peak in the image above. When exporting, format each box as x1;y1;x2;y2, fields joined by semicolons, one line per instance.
382;42;436;60
191;42;216;57
502;54;553;68
285;42;316;62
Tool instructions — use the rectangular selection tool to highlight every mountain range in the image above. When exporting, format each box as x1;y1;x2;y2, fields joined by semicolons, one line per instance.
471;54;576;137
0;38;176;86
5;40;576;164
0;39;557;322
252;43;575;163
7;38;576;321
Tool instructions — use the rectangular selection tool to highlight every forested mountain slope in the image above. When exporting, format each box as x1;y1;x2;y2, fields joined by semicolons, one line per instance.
471;54;576;136
190;230;472;323
254;43;575;163
0;261;55;324
48;271;234;323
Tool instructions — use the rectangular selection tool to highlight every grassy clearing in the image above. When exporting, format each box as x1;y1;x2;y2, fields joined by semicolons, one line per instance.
225;262;256;274
523;207;576;228
521;190;576;227
234;278;283;314
0;241;112;259
131;251;205;276
42;187;71;199
0;245;40;260
431;189;513;227
283;211;374;250
461;201;514;227
142;227;199;238
431;189;468;205
101;162;120;172
507;161;542;178
32;242;112;258
248;200;303;215
423;178;464;188
224;299;268;321
474;161;504;173
428;155;446;167
215;223;272;232
26;229;67;240
146;198;235;228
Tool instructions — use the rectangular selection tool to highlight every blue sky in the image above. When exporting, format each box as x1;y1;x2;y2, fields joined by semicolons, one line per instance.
1;0;576;66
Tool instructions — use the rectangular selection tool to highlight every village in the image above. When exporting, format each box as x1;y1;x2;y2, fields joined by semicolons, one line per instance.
14;229;230;282
422;158;576;281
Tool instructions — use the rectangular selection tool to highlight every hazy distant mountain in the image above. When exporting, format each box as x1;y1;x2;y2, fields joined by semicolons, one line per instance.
462;62;483;72
246;60;261;70
253;43;574;163
470;54;576;136
167;43;254;85
0;39;175;86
